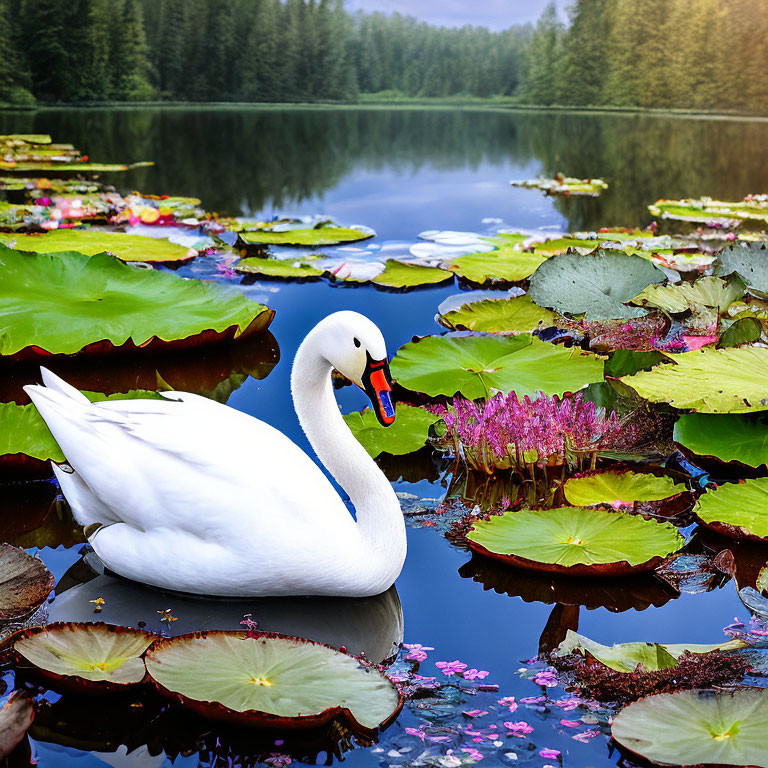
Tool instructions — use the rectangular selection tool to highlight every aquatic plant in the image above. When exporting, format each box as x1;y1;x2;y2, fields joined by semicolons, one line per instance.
0;244;274;361
674;411;768;468
438;295;557;334
650;195;768;225
696;478;768;539
14;622;156;693
430;391;631;475
464;507;684;576
145;630;402;734
511;174;608;197
344;404;440;458
0;544;54;621
611;689;768;767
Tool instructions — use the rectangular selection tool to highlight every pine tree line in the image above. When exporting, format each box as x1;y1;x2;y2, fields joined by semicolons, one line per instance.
1;0;767;115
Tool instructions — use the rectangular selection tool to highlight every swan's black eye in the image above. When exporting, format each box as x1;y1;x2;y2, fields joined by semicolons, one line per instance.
353;337;361;348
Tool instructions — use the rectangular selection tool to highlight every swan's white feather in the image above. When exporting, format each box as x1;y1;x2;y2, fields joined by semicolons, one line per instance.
24;374;363;596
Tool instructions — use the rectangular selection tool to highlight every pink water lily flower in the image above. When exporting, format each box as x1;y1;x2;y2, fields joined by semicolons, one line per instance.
533;669;558;686
539;748;561;759
463;668;489;681
503;721;533;736
436;660;468;676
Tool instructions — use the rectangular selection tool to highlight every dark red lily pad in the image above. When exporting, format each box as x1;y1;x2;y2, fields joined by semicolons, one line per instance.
0;544;54;621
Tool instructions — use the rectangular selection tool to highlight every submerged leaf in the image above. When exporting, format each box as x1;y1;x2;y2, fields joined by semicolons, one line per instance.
563;471;686;507
390;334;604;399
344;404;439;457
612;689;768;768
528;249;666;321
621;346;768;413
145;631;401;732
466;507;683;574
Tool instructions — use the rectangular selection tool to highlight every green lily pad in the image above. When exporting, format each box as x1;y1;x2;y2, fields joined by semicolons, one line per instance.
235;256;325;279
563;471;687;507
438;295;557;334
512;176;608;197
696;478;768;539
715;241;768;296
528;249;666;321
447;234;547;283
633;276;746;314
390;334;604;399
344;404;439;458
0;231;194;264
532;236;600;256
719;317;762;348
465;507;684;575
675;412;768;467
554;630;744;673
240;226;373;247
372;260;452;288
0;162;144;173
15;622;155;690
0;134;52;145
612;689;768;768
650;196;768;225
621;346;768;413
0;245;273;359
145;631;402;732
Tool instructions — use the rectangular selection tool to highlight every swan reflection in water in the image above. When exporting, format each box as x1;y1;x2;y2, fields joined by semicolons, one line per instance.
53;553;404;666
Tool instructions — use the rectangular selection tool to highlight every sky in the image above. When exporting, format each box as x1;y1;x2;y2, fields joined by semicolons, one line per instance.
344;0;566;30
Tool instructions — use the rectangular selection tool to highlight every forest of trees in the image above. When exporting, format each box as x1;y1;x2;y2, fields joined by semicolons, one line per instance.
1;0;767;114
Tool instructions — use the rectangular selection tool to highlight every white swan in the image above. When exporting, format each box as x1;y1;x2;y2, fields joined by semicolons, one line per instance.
25;311;406;598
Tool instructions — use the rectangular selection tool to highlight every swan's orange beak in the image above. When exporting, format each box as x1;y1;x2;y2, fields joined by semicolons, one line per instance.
362;354;396;427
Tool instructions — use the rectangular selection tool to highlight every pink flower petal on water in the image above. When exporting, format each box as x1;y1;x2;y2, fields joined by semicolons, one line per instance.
540;748;561;759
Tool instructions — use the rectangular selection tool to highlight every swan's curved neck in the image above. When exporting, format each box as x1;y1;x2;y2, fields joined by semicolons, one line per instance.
291;336;406;587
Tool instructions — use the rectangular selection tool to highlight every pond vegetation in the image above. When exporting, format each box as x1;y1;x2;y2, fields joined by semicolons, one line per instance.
2;113;768;768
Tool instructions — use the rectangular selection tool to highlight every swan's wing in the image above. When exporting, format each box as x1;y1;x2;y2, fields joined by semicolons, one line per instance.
24;376;347;537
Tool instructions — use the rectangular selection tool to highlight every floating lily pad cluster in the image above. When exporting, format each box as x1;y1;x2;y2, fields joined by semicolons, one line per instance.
511;173;608;197
12;624;401;736
650;194;768;226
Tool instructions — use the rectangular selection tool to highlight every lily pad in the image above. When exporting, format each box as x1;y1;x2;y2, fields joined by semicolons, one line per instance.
620;346;768;413
675;412;768;468
447;234;547;283
390;334;604;399
240;226;373;247
14;622;156;692
438;295;557;334
235;256;325;279
372;260;452;288
511;175;608;197
0;245;274;360
633;276;746;314
0;162;144;174
715;241;768;296
0;231;195;264
612;688;768;768
528;249;666;320
555;630;744;673
696;478;768;540
344;404;439;458
563;471;687;507
0;544;54;621
465;507;684;576
145;631;402;733
650;195;768;225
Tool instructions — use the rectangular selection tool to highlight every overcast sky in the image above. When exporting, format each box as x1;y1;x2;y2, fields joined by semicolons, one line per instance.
344;0;566;30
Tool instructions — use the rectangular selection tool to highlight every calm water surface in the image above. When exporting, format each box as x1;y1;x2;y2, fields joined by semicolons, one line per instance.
2;106;767;768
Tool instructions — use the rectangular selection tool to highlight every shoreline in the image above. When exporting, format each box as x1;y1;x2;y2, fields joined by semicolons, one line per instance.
2;98;768;123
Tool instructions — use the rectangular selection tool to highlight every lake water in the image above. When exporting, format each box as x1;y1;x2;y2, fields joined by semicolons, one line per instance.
2;106;767;768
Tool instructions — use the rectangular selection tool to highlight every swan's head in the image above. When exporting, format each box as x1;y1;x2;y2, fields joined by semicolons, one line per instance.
314;311;396;427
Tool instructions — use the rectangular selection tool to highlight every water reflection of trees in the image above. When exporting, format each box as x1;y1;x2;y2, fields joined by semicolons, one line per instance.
3;108;768;230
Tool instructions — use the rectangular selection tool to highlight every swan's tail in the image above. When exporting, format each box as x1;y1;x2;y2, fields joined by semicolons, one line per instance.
23;368;118;529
